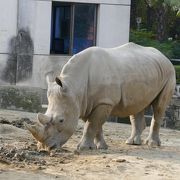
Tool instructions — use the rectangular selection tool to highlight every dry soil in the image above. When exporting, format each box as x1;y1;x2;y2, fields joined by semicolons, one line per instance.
0;109;180;180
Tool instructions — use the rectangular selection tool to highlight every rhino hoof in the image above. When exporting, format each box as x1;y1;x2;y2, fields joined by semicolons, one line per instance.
125;138;134;145
96;142;108;150
77;142;97;151
144;137;161;147
125;136;142;145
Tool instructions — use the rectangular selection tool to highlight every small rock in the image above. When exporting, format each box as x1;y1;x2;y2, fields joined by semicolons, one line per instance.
0;157;11;165
13;151;26;161
158;174;164;176
59;160;65;164
5;153;11;158
50;151;55;157
34;161;39;165
106;165;110;168
136;157;143;160
40;160;46;165
0;118;10;124
39;150;49;155
19;165;25;168
10;148;16;154
14;153;19;158
113;158;126;163
37;166;46;170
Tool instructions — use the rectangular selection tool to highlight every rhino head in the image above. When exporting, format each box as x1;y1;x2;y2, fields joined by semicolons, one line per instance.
25;76;79;150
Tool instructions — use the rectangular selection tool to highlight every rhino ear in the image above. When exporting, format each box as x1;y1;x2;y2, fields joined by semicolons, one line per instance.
37;113;50;125
46;72;54;85
55;77;63;87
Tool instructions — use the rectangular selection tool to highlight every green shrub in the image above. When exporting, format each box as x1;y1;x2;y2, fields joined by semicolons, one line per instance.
172;41;180;59
174;65;180;84
130;30;180;59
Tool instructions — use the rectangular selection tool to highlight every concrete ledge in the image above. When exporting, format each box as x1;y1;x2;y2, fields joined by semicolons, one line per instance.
0;85;47;113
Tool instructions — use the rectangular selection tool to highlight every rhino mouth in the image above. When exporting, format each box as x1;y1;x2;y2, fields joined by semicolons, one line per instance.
25;121;68;151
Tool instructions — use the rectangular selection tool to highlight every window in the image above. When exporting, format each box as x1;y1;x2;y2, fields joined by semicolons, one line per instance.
50;2;97;55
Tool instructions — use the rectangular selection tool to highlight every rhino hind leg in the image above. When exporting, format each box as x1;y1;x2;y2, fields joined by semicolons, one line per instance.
126;113;145;145
77;105;112;150
145;78;175;146
126;110;146;145
145;108;164;146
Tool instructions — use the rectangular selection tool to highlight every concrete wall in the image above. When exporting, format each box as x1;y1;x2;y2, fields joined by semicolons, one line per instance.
0;0;17;53
18;0;51;55
0;54;9;85
18;0;36;36
33;1;52;55
17;55;69;89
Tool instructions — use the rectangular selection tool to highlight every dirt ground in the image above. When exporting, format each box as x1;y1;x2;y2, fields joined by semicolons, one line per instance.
0;109;180;180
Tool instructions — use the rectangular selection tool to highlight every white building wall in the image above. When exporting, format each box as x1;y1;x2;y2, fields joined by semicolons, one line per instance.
18;0;36;37
33;1;52;54
18;0;52;55
97;4;130;48
0;0;18;53
0;0;130;54
0;0;131;88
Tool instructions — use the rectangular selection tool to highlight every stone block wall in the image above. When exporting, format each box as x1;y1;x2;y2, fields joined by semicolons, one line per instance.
0;86;46;113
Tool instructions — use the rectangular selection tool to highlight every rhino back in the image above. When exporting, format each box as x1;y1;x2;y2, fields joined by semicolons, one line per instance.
61;43;175;117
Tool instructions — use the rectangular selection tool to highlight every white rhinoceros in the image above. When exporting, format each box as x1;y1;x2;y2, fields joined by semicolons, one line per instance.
25;43;176;150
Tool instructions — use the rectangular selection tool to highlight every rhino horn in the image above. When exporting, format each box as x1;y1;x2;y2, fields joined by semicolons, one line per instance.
37;113;50;125
24;122;44;142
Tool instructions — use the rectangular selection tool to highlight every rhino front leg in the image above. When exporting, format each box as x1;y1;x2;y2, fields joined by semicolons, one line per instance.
77;121;97;150
94;127;108;149
126;110;146;145
77;105;112;150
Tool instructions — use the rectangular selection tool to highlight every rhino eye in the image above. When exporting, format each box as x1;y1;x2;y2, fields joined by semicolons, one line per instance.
59;119;64;123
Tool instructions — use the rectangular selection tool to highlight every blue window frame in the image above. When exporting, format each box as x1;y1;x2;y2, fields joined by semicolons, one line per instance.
50;2;97;55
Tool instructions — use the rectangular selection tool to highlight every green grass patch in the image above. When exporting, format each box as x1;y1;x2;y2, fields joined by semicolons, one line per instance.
174;65;180;84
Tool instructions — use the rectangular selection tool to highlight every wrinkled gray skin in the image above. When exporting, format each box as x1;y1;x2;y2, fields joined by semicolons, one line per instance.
25;43;176;150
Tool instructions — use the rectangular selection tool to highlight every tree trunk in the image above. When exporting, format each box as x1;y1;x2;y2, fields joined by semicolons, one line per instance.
146;6;154;31
130;0;137;29
155;5;167;42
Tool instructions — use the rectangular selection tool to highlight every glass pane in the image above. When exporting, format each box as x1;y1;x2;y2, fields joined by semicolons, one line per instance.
51;5;71;54
73;4;96;54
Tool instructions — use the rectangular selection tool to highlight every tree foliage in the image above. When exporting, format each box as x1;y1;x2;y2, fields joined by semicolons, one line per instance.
131;0;180;41
165;0;180;8
130;0;180;58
